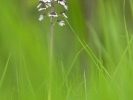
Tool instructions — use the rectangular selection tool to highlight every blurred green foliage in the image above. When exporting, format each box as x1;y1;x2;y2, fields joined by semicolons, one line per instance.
0;0;133;100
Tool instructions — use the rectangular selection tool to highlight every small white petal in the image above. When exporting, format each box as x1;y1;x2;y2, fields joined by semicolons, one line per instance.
45;0;51;2
45;5;49;8
42;0;48;2
39;0;45;3
39;0;51;3
47;0;51;2
64;5;68;10
58;20;65;26
46;3;51;7
37;3;42;8
39;14;44;21
63;13;68;18
57;0;68;10
48;12;58;17
38;8;46;11
58;1;65;6
48;14;58;17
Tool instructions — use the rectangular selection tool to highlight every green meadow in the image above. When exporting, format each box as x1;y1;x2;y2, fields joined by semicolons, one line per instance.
0;0;133;100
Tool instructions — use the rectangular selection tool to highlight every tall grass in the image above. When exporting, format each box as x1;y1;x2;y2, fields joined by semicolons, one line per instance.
0;0;133;100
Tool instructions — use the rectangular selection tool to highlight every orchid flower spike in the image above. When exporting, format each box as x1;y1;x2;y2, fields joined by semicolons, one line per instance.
37;0;68;26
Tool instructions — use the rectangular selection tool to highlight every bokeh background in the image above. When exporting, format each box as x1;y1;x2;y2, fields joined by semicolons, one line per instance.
1;0;133;100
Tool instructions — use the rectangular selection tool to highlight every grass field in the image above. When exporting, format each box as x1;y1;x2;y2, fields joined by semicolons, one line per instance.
0;0;133;100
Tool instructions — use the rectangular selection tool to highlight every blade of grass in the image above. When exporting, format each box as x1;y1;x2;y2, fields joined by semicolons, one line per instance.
10;85;15;100
0;53;11;89
123;0;133;64
58;48;84;93
61;61;68;90
65;19;112;79
112;35;133;80
84;71;87;100
65;48;85;78
16;66;20;100
22;53;37;100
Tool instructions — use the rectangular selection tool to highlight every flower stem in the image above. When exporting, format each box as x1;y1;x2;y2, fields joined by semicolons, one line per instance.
48;1;54;100
50;17;54;63
50;0;54;63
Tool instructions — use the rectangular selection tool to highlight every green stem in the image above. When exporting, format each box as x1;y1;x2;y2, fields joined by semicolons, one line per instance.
48;1;54;100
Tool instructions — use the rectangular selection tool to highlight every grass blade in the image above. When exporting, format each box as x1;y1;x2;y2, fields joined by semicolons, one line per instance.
0;53;11;89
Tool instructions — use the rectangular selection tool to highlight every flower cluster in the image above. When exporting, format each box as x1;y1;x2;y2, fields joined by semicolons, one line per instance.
37;0;68;26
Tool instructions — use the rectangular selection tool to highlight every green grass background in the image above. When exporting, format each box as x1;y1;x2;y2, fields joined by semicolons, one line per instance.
0;0;133;100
